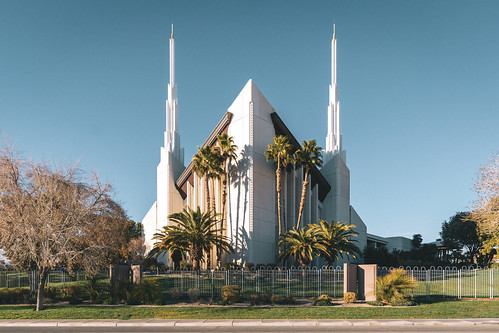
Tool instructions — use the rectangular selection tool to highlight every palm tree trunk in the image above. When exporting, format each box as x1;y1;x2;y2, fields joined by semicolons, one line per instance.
205;176;211;212
282;171;286;232
221;168;227;231
296;167;309;229
211;177;216;215
276;156;282;236
205;176;212;270
218;167;228;268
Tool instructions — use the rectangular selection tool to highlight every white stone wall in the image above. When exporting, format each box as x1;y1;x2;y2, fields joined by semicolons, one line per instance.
226;79;277;265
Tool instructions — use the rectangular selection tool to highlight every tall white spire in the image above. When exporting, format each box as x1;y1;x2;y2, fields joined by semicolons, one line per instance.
164;24;182;162
325;24;341;159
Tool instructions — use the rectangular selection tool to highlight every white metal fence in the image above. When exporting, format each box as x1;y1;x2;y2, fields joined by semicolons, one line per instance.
1;267;497;300
378;266;499;299
0;270;109;291
144;267;344;298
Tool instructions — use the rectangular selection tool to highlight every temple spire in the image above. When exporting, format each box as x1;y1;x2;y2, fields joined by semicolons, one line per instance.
163;24;182;163
325;24;341;160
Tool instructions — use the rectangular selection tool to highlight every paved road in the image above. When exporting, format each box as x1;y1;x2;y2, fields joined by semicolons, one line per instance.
0;319;498;332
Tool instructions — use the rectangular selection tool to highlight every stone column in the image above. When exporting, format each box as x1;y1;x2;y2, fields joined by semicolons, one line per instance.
131;265;142;285
357;264;377;301
343;263;357;294
109;264;131;287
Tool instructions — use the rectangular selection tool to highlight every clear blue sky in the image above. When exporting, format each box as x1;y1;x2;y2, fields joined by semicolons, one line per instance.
1;0;498;243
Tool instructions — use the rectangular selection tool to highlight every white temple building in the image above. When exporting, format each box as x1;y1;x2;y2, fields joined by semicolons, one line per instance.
142;25;407;267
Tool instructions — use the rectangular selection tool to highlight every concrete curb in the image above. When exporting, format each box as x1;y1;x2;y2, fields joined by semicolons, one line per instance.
0;319;498;327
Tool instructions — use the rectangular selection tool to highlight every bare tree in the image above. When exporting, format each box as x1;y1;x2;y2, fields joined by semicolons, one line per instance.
0;144;128;310
471;152;499;258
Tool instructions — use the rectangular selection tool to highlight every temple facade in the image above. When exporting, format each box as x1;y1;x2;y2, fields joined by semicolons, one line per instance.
142;26;400;267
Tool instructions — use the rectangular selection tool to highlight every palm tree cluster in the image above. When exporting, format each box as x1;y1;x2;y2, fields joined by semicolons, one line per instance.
265;135;323;238
155;133;238;269
279;219;361;269
151;207;233;270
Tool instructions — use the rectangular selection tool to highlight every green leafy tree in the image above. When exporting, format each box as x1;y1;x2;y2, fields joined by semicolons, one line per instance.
294;140;322;228
471;152;499;258
412;234;423;248
154;207;234;270
363;246;399;267
309;219;361;268
265;135;294;237
441;212;492;266
278;227;325;269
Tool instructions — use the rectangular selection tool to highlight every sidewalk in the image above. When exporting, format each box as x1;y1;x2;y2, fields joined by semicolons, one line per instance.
0;319;498;327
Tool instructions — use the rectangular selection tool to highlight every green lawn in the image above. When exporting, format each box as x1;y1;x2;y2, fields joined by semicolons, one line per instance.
0;300;497;320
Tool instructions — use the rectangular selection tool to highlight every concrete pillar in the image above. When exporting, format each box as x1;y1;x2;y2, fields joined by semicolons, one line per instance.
357;264;377;301
131;265;142;285
109;264;130;287
343;263;357;294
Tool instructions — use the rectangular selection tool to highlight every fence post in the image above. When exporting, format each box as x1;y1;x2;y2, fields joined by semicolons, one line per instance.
475;269;477;299
442;270;445;299
302;270;305;297
256;269;259;293
411;270;414;299
211;270;214;299
491;269;493;299
426;270;430;301
272;270;274;295
180;270;183;292
458;269;461;299
241;269;244;294
319;269;321;297
287;270;291;297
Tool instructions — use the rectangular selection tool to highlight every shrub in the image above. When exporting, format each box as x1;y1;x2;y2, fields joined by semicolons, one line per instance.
270;294;295;305
84;277;109;304
389;295;415;306
134;278;164;305
313;294;332;306
243;262;255;270
221;285;241;304
343;292;357;303
103;297;118;305
61;285;83;304
112;281;133;303
0;288;32;304
44;286;58;301
367;300;384;306
248;293;271;305
376;268;417;304
169;288;183;301
187;288;201;303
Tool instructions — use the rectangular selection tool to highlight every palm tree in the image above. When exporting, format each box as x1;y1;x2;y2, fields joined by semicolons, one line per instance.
194;146;223;269
295;139;322;228
213;133;238;267
192;147;212;212
278;226;325;269
155;207;234;270
149;231;188;270
309;219;361;268
206;148;223;216
265;135;294;237
213;133;238;232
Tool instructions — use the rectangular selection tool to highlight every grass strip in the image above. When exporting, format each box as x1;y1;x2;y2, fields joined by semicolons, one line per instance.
0;300;497;320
